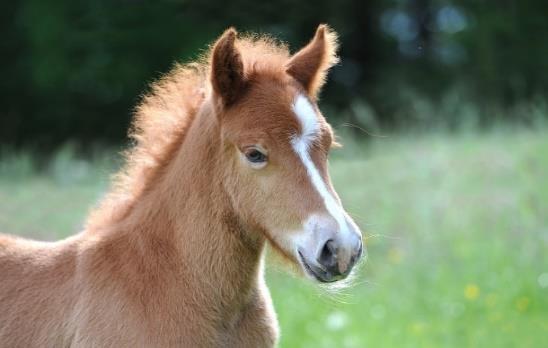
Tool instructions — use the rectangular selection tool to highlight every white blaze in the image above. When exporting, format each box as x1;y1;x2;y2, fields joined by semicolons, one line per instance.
291;95;348;231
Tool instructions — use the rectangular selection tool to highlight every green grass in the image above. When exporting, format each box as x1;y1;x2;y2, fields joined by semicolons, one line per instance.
1;129;547;347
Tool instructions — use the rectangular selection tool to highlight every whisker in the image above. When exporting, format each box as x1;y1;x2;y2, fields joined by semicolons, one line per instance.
364;233;402;241
336;122;388;138
343;209;372;222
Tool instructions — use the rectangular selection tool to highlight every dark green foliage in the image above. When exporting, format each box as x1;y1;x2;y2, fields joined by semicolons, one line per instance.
1;0;547;147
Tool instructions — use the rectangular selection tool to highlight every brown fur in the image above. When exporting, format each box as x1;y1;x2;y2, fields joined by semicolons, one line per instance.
286;25;339;99
0;25;342;347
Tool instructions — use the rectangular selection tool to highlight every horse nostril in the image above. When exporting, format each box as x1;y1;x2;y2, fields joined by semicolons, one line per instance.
318;239;339;273
349;238;363;265
350;242;363;265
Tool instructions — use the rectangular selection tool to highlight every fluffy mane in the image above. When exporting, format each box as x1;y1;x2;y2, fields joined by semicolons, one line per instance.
86;34;291;230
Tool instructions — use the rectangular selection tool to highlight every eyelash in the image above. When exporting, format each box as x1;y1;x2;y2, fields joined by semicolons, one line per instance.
245;149;267;163
241;146;268;169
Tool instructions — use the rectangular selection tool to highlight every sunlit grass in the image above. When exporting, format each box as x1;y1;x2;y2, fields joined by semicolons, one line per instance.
1;128;547;347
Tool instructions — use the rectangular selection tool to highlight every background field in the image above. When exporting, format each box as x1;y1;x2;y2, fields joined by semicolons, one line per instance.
1;128;546;347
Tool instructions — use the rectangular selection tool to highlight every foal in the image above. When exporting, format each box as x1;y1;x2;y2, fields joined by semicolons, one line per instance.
0;25;363;347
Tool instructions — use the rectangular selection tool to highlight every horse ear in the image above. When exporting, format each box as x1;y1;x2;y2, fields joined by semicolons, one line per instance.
286;24;339;99
210;28;246;107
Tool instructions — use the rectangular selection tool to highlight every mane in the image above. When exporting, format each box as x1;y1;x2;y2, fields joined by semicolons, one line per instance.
86;34;291;230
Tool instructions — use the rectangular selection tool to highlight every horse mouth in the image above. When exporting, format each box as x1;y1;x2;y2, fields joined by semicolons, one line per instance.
298;250;342;283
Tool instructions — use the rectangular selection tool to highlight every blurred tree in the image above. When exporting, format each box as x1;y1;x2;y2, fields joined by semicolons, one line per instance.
1;0;547;148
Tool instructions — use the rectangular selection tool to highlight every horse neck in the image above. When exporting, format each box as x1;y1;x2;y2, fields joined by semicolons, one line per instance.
120;101;266;305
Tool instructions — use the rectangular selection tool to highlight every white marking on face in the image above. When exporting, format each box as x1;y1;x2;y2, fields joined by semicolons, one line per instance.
293;95;318;139
291;95;348;231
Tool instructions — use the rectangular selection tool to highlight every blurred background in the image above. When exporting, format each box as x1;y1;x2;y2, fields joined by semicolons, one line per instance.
0;0;546;347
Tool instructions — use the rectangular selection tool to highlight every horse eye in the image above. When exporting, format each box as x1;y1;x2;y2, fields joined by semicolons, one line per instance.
245;149;267;164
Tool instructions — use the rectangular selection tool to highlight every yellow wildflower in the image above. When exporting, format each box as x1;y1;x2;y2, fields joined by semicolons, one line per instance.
515;297;530;312
464;284;480;300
